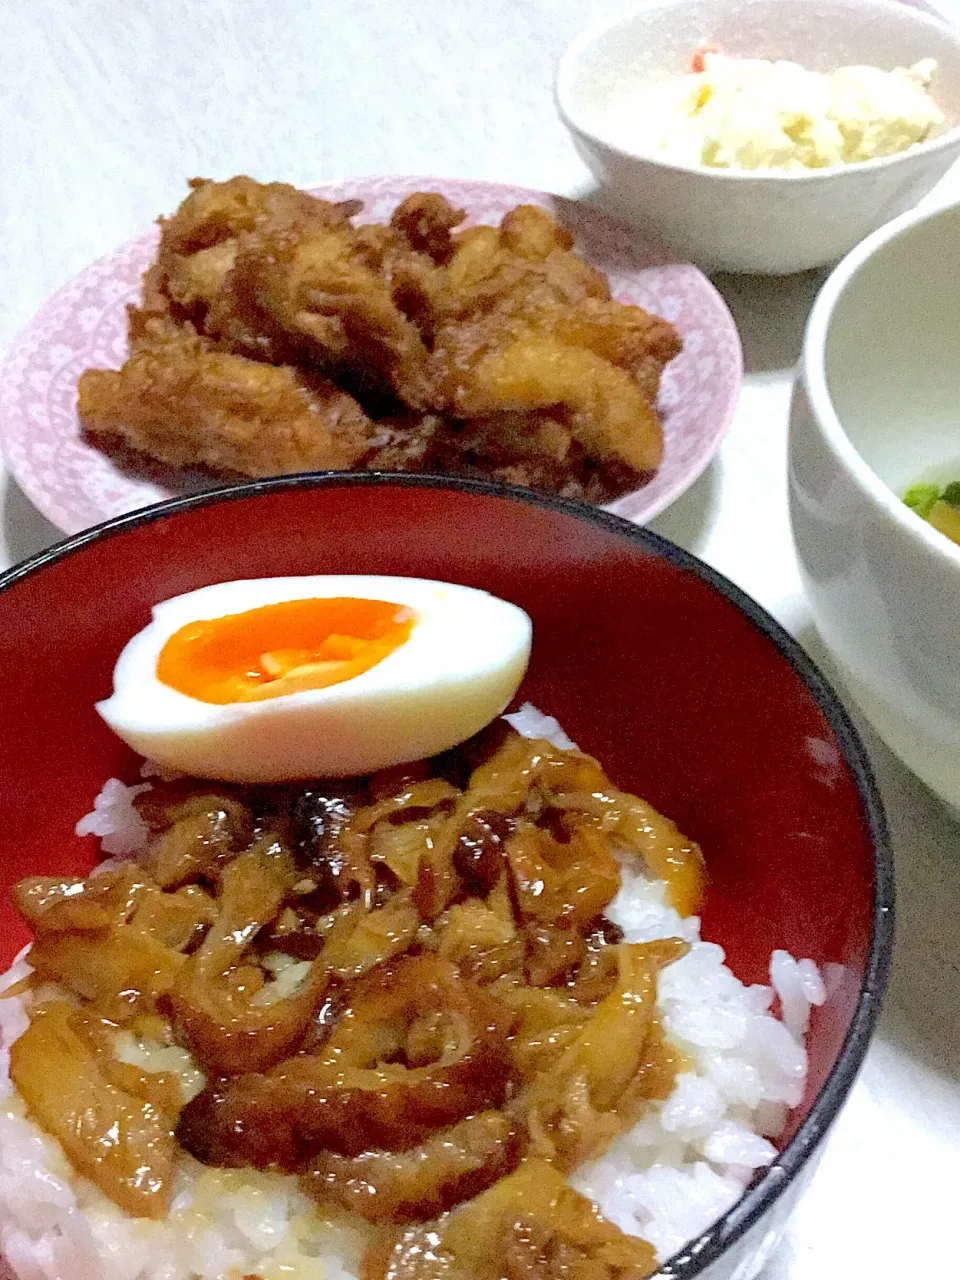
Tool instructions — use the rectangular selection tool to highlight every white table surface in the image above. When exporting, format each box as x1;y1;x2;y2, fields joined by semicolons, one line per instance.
3;1;960;1275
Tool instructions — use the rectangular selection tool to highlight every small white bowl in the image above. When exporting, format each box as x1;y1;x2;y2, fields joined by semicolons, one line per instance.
556;0;960;274
790;197;960;809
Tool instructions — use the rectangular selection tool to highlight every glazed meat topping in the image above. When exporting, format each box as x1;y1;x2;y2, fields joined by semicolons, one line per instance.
11;727;705;1278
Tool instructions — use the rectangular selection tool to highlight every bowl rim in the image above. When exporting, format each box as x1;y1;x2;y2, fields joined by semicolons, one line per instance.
800;194;960;567
555;0;960;183
0;472;895;1279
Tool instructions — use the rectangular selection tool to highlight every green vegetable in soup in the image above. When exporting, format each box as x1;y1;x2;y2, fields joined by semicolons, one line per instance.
904;480;960;547
903;483;941;519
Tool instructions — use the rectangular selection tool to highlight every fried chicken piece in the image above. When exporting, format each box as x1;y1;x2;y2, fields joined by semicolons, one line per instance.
77;317;374;477
379;204;675;475
136;180;450;403
366;412;638;504
366;414;448;471
483;456;637;504
551;297;682;401
160;175;359;259
140;260;172;317
389;193;467;265
222;223;433;404
153;176;361;325
360;197;469;346
425;312;665;475
162;241;244;317
431;207;611;327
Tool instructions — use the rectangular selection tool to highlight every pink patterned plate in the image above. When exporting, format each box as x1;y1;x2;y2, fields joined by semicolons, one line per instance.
0;177;742;535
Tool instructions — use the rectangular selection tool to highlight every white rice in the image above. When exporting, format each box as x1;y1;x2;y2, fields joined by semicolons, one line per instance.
503;703;578;751
74;778;151;856
0;718;826;1280
572;867;823;1262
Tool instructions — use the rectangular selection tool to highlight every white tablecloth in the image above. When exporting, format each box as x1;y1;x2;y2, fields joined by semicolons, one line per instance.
3;2;960;1275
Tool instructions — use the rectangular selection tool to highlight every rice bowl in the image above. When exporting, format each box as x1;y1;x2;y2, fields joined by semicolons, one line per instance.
0;474;895;1280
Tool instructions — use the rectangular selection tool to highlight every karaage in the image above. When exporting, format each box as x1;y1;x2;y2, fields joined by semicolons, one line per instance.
79;316;374;477
77;178;682;502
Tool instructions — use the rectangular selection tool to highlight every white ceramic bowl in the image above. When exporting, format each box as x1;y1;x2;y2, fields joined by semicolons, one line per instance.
556;0;960;274
790;197;960;809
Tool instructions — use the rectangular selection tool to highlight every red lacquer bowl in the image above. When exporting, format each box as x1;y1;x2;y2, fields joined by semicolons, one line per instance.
0;475;892;1280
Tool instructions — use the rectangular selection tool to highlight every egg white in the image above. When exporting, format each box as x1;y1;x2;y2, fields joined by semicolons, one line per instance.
96;576;532;782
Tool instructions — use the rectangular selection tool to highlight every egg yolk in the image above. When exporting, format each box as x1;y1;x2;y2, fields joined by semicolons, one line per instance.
156;598;416;704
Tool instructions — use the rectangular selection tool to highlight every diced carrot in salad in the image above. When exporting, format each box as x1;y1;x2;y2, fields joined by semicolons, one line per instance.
690;43;723;73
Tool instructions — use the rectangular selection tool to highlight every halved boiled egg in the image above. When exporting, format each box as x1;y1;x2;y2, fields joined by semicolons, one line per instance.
96;576;532;782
